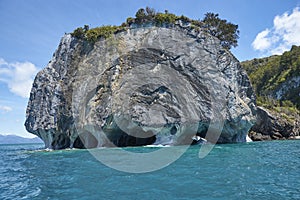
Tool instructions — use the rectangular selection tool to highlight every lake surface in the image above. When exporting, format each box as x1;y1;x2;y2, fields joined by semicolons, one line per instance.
0;140;299;200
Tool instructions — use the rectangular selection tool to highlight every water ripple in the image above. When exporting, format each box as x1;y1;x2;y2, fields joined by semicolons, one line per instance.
0;141;300;199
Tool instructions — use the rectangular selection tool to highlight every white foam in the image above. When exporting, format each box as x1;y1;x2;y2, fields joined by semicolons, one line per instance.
144;144;171;148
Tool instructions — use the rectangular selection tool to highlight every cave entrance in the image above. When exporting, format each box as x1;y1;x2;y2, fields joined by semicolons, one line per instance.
114;133;157;147
73;131;98;149
103;127;157;147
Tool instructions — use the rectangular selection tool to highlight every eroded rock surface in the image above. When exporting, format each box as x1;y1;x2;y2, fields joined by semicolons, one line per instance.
25;25;256;149
249;106;300;141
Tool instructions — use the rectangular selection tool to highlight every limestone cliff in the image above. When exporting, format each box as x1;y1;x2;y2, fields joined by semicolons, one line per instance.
25;23;256;149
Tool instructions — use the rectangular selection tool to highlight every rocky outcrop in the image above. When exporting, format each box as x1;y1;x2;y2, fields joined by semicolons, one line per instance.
241;45;300;141
25;23;256;149
274;76;300;100
249;106;300;141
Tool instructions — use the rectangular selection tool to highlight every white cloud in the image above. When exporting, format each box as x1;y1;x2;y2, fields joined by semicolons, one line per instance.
252;7;300;55
252;29;272;51
0;105;12;112
0;58;38;98
0;58;8;66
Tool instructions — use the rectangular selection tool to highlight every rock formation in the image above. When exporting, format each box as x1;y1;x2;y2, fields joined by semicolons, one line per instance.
249;106;300;141
241;46;300;141
25;23;256;149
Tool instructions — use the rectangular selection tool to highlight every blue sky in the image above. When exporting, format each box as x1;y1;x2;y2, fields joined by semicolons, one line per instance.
1;0;300;138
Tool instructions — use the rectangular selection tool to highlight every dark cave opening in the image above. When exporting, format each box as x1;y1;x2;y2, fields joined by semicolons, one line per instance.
73;131;98;149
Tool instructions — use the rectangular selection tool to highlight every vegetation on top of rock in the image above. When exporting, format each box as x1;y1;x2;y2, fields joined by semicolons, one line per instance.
241;45;300;117
202;13;239;50
71;7;239;50
71;25;126;43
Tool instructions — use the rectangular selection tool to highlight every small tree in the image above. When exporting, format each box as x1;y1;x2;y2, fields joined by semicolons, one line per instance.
135;8;147;23
145;7;156;19
202;12;239;50
71;27;85;39
83;25;89;32
135;7;156;23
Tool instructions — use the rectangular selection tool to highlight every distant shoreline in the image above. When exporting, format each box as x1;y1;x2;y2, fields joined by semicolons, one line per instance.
0;134;43;145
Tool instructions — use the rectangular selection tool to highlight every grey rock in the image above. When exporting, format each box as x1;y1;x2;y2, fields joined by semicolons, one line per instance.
249;132;272;141
274;76;300;100
249;106;300;141
25;25;256;149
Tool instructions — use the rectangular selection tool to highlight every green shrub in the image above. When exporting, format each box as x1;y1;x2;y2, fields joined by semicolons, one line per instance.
154;13;177;25
177;15;191;23
71;7;240;50
71;27;85;39
126;17;135;25
85;26;119;42
191;20;202;27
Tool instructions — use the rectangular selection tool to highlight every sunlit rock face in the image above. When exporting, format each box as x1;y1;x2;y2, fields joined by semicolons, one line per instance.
25;25;256;149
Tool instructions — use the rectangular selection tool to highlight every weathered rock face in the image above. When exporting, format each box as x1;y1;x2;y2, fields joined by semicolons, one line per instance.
25;25;256;149
249;106;300;141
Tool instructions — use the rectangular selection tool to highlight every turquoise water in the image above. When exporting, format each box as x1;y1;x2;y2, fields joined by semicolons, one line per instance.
0;141;299;200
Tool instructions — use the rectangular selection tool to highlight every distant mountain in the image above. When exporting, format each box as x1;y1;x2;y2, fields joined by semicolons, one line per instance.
0;134;43;144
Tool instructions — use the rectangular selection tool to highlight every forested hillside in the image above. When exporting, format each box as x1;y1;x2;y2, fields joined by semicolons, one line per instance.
241;45;300;140
242;45;300;111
